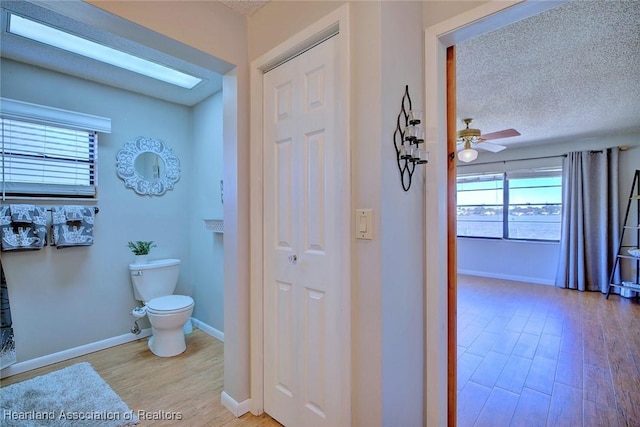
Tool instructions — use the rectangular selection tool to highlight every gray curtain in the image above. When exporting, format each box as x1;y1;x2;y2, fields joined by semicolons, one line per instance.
1;258;16;369
555;148;620;292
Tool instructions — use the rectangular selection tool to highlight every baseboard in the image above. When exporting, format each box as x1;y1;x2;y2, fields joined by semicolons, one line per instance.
0;328;152;379
458;270;555;286
1;318;223;379
191;317;224;342
221;391;250;417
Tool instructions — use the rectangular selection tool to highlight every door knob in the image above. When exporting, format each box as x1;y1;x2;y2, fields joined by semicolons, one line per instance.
288;254;298;264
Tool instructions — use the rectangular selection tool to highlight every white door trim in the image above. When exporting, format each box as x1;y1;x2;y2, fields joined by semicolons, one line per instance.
423;1;567;425
249;4;351;419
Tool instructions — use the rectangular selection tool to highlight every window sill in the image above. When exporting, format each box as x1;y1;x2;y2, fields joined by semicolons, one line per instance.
457;236;560;244
1;196;99;203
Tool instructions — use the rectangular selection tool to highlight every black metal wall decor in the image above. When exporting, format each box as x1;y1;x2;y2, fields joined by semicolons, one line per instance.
393;85;428;191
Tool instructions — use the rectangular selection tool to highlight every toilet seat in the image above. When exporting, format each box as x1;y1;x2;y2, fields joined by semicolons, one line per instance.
147;295;194;315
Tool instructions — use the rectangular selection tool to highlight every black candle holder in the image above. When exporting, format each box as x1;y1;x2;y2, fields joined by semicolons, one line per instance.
393;85;427;191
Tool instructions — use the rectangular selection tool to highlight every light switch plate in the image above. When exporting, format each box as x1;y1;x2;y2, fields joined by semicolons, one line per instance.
355;209;373;240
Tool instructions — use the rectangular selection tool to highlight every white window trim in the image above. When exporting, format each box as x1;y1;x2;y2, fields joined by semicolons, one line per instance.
0;98;111;133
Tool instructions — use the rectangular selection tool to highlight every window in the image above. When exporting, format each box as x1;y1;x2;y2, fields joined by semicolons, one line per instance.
506;170;562;240
1;119;97;197
0;98;110;199
457;173;504;238
457;168;562;241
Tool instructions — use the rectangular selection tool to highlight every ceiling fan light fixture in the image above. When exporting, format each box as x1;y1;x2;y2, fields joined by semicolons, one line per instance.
457;118;482;141
458;147;478;163
456;129;481;140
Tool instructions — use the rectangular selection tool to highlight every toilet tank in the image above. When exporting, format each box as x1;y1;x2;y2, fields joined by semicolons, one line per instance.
129;258;181;302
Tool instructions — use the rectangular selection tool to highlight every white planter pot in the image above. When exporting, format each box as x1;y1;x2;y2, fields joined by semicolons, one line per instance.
134;255;148;264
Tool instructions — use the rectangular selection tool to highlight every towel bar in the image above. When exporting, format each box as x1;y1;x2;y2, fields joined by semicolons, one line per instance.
44;206;99;214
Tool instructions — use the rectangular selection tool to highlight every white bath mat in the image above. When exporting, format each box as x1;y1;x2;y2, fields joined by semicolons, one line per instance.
1;362;138;426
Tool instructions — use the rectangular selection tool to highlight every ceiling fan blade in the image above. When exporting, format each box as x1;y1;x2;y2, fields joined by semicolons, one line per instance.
480;128;521;140
477;142;507;153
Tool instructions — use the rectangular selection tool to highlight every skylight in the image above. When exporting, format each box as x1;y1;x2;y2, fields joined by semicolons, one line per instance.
8;14;202;89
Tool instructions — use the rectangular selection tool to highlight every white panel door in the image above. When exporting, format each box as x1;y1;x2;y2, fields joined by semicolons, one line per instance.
263;35;346;427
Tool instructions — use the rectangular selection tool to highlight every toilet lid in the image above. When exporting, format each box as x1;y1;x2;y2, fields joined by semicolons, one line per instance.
147;295;193;312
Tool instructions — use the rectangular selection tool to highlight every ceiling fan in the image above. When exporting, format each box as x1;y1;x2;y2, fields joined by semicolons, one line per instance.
456;118;521;162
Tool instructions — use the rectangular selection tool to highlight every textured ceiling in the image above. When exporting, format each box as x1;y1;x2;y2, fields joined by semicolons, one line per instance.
456;0;640;150
217;0;269;16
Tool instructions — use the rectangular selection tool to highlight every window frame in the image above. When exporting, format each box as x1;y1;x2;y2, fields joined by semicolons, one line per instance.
456;172;505;240
457;168;562;242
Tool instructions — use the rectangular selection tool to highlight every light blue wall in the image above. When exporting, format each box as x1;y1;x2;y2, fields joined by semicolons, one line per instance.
457;133;640;285
191;93;224;332
0;58;223;363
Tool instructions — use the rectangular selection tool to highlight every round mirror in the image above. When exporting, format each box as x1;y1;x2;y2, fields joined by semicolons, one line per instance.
134;152;166;182
116;136;180;196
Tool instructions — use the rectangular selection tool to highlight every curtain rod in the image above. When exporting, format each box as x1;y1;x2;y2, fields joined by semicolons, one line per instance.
458;154;564;167
458;145;628;168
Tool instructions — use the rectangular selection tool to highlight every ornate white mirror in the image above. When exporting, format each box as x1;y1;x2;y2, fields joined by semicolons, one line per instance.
116;136;180;196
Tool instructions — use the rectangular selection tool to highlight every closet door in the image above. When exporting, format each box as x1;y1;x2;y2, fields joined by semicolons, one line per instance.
263;35;346;427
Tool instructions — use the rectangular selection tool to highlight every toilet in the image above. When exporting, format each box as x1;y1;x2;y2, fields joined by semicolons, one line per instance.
129;258;194;357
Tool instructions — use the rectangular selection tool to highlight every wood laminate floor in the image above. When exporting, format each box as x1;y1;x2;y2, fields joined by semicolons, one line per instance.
1;330;281;426
457;275;640;427
4;277;638;426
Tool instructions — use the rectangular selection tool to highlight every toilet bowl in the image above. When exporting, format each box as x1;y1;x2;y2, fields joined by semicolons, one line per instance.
129;259;195;357
146;295;194;357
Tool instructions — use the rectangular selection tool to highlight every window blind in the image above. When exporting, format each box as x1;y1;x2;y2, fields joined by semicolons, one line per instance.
1;118;97;197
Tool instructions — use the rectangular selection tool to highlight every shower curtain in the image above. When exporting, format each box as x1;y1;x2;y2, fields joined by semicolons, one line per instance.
1;258;16;368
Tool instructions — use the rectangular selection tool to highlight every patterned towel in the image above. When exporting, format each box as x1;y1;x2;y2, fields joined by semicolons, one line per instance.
9;204;33;223
64;206;85;221
0;205;47;251
51;206;95;248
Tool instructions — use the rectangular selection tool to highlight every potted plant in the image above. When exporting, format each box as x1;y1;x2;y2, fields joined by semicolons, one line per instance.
127;240;156;264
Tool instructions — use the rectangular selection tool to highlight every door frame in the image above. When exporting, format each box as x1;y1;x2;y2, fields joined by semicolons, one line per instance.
249;4;351;419
423;1;567;424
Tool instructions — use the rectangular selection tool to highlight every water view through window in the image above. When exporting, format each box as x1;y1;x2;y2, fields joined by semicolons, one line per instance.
457;170;562;241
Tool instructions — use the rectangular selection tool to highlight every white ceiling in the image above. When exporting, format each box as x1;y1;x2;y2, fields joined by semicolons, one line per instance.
456;0;640;149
